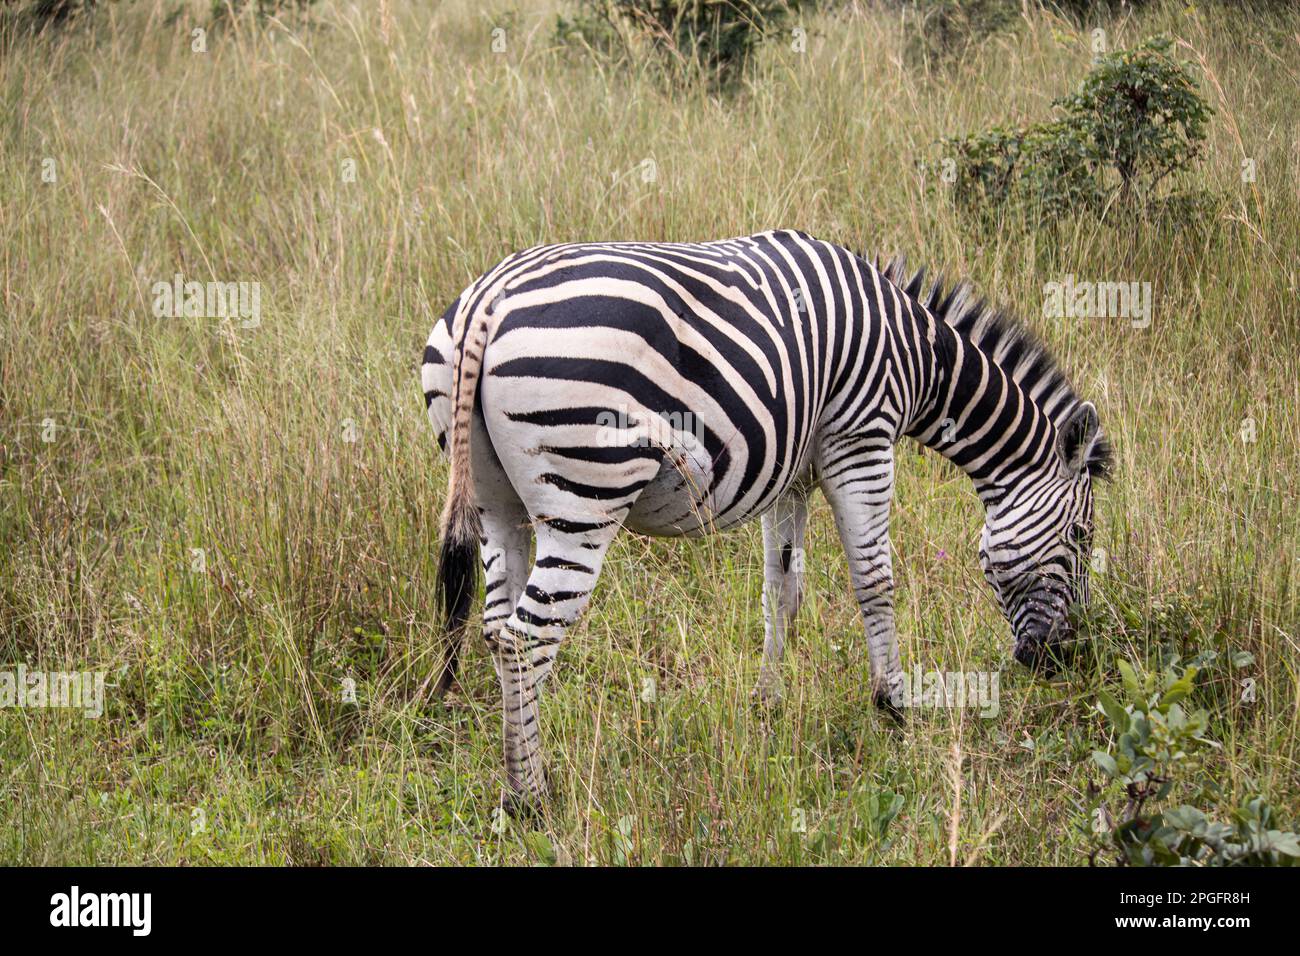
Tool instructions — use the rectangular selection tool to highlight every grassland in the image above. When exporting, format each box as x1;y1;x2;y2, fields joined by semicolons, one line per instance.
1;0;1297;864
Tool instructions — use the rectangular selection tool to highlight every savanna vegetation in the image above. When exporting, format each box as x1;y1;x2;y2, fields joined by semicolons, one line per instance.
1;0;1297;864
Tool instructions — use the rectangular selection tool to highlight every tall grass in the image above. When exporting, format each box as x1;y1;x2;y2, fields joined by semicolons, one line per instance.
1;0;1297;864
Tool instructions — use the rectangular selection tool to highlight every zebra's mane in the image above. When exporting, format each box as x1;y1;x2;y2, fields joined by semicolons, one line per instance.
877;255;1113;478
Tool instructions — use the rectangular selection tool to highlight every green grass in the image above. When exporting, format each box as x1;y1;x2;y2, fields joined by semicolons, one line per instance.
1;0;1297;865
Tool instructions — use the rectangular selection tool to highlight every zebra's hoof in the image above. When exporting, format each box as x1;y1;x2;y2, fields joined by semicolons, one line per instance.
500;788;546;820
501;769;549;820
1013;637;1075;678
872;686;907;725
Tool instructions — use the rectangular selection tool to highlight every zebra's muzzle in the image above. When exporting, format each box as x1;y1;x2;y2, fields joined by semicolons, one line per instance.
1012;618;1077;676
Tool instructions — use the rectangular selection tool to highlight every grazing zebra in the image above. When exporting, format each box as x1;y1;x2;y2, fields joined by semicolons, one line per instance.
421;230;1110;811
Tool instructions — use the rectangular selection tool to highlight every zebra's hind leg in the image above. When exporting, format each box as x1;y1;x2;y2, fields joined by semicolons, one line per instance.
819;439;906;716
754;490;810;706
479;500;532;683
486;519;621;815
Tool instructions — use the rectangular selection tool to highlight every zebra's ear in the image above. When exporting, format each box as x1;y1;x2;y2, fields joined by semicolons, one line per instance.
1058;401;1101;477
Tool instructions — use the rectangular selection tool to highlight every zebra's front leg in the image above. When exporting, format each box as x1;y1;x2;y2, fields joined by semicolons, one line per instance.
754;491;809;706
486;521;619;814
820;442;905;713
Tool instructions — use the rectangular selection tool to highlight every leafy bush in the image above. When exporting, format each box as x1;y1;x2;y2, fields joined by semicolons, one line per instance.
940;35;1211;223
941;125;1022;209
25;0;85;23
1014;115;1106;213
1058;35;1211;197
556;0;806;85
1;0;95;35
1085;657;1299;866
555;2;625;55
894;0;1021;66
945;116;1101;220
211;0;319;22
1043;0;1159;21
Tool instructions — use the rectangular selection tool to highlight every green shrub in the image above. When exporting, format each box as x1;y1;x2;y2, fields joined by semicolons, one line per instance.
940;36;1211;223
1085;657;1299;866
0;0;95;36
945;125;1023;210
210;0;319;23
944;116;1102;221
556;0;806;85
1043;0;1159;22
26;0;86;23
1014;115;1105;215
1058;35;1211;198
895;0;1021;67
555;2;625;56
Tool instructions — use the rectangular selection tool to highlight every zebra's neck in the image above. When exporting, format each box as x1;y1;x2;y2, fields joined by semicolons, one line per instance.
903;318;1061;510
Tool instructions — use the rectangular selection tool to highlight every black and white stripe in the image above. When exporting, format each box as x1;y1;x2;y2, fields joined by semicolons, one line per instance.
422;230;1110;809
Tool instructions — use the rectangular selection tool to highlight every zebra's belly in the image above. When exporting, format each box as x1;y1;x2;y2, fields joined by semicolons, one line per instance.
623;455;809;538
623;458;718;537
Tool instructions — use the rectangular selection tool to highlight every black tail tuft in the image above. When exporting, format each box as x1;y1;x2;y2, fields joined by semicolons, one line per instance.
434;533;479;695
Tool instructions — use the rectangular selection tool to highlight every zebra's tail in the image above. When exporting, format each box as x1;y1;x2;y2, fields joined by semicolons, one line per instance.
434;304;490;695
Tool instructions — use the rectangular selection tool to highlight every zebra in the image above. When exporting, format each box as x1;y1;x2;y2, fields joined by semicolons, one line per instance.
421;230;1110;811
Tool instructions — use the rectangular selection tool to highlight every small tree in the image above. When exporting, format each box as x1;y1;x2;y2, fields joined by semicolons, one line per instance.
1057;36;1210;201
940;35;1211;223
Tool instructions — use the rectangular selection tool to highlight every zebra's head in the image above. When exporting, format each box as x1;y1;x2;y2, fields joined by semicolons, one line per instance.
979;401;1110;674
